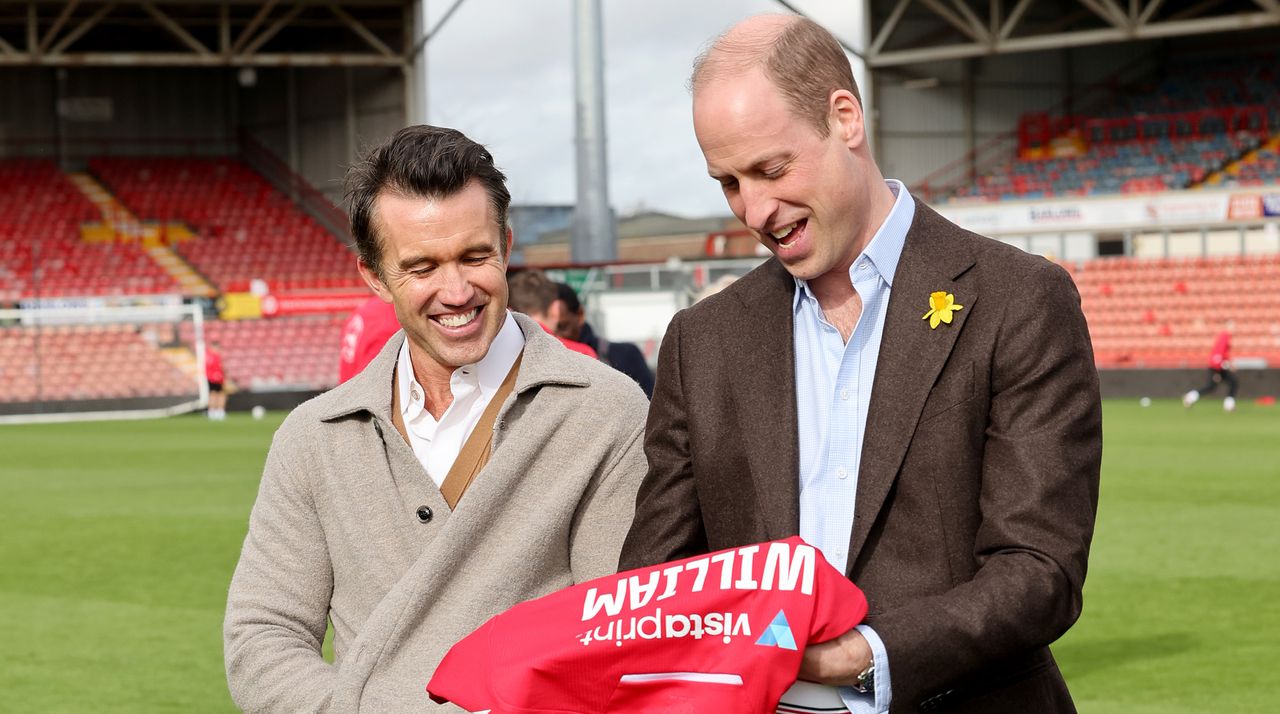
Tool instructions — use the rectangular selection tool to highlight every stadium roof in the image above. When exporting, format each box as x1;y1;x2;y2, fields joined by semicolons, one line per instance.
0;0;416;66
862;0;1280;66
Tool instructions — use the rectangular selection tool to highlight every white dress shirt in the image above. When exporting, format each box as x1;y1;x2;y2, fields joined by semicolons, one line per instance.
396;311;524;487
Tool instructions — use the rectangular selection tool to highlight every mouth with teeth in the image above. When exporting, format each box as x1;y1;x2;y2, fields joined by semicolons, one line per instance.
432;306;481;330
769;219;806;249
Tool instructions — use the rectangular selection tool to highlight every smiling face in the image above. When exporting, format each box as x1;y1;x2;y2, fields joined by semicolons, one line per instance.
694;66;868;284
358;180;511;385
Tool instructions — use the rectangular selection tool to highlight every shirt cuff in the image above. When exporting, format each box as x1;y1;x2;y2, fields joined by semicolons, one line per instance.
837;625;892;714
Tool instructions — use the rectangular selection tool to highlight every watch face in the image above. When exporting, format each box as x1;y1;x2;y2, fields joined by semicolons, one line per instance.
855;664;875;692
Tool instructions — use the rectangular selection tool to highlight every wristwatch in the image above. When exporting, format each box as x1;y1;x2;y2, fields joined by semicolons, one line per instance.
852;662;876;694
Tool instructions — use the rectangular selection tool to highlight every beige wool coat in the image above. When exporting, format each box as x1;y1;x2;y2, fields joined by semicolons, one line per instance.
224;313;650;712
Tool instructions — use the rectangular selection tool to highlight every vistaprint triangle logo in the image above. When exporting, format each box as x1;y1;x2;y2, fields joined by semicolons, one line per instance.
755;609;797;650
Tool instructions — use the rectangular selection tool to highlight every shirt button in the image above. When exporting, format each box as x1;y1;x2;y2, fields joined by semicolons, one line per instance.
416;506;433;523
410;387;420;401
836;467;848;479
840;388;850;400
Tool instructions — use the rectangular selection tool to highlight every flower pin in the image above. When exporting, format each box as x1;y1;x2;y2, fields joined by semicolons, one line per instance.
922;291;963;329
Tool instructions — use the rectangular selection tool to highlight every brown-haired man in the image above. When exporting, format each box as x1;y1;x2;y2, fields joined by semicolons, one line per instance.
225;125;649;711
620;15;1101;714
507;268;598;358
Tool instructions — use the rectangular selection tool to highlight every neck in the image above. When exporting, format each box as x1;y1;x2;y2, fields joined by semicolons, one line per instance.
408;343;458;420
808;177;897;341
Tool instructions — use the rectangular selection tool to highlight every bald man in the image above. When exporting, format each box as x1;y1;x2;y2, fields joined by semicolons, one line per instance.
619;16;1101;714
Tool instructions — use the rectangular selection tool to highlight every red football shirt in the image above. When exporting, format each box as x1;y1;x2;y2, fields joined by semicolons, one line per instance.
204;348;224;384
1208;330;1231;369
428;536;867;713
536;320;597;359
338;297;400;384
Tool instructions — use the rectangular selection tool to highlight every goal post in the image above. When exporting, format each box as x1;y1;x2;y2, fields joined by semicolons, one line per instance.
0;301;209;425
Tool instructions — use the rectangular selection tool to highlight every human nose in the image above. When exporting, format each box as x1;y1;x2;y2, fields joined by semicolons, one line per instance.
739;180;778;234
435;263;475;306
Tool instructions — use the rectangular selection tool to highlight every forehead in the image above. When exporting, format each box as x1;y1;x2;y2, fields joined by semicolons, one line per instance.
692;67;807;168
372;181;500;254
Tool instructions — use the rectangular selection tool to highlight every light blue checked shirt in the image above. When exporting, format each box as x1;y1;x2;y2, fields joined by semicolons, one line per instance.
794;179;913;714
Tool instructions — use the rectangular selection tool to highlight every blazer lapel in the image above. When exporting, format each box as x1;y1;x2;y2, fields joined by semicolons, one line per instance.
726;260;800;540
848;205;977;570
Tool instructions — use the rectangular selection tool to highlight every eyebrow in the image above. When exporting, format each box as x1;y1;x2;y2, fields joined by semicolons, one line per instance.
396;239;498;271
708;152;791;179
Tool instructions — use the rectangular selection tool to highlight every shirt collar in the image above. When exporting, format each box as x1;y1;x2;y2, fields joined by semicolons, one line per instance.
397;310;525;418
793;179;915;309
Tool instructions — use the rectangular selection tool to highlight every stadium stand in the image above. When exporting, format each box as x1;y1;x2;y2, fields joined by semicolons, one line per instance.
181;314;346;391
1073;254;1280;368
90;157;363;294
0;324;193;403
956;133;1262;200
1210;136;1280;188
952;53;1279;202
0;159;181;302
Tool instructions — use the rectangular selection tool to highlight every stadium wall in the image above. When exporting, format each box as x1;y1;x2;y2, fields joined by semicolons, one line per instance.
1099;368;1280;400
0;67;235;161
0;65;404;208
876;40;1152;189
238;67;405;207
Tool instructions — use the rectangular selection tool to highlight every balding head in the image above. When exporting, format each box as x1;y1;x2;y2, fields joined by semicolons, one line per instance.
692;15;859;138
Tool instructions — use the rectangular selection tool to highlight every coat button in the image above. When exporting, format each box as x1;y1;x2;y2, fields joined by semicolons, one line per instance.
415;506;433;523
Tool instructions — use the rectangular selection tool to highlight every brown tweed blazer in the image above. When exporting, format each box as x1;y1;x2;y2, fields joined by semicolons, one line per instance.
620;204;1102;713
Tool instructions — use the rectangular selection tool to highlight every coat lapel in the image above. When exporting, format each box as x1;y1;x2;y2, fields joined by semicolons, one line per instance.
727;260;800;540
848;205;977;570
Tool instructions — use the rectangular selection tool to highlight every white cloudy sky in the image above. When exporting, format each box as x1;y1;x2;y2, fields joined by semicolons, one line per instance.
424;0;864;218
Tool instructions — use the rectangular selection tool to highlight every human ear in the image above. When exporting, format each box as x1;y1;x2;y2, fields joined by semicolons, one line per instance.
830;90;865;150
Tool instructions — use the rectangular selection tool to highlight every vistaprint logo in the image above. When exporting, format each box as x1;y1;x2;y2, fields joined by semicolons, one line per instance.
576;608;751;647
754;609;797;650
574;542;818;649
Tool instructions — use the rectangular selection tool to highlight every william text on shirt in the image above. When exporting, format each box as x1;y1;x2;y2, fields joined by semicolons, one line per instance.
427;536;867;713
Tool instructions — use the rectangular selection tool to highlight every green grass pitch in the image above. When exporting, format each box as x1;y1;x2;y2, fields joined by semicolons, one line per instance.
1;400;1277;711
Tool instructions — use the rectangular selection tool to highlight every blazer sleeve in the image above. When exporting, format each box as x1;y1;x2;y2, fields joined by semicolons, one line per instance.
224;432;336;712
568;414;649;582
871;261;1102;706
618;310;710;570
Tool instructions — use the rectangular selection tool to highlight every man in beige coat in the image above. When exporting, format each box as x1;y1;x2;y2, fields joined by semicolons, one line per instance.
224;126;649;712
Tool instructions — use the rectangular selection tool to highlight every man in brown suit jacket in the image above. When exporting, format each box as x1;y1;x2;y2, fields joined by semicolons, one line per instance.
619;15;1101;714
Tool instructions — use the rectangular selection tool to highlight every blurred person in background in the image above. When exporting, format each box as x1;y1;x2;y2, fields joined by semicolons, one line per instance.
620;15;1101;714
205;339;226;421
506;269;597;358
554;281;654;398
224;125;648;712
1183;320;1239;412
338;295;400;384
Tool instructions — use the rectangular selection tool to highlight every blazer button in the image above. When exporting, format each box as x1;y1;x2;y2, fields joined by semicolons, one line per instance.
415;506;433;523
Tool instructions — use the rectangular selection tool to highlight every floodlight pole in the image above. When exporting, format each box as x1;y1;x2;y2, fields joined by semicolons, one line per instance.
571;0;617;263
405;0;429;125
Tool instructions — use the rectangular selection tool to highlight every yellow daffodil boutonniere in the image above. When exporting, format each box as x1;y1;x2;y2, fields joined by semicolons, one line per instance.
922;291;963;329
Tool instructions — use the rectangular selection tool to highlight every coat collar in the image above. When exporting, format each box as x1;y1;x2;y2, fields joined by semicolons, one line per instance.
319;311;590;423
847;202;978;570
721;203;978;556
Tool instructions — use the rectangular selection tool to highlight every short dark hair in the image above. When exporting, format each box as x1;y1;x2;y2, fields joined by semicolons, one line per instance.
507;269;558;317
554;281;582;314
345;125;511;277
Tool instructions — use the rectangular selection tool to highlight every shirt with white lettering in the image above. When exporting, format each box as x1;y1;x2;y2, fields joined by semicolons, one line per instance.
396;311;524;486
